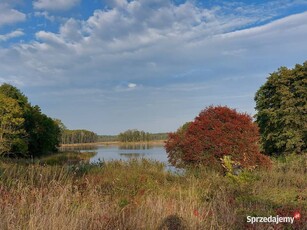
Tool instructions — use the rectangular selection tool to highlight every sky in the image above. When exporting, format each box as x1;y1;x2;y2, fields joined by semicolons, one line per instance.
0;0;306;135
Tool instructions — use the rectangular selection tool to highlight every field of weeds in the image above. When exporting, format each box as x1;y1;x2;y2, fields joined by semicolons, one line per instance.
0;154;307;230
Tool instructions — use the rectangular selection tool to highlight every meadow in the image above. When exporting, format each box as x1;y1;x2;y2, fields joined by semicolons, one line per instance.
0;154;307;230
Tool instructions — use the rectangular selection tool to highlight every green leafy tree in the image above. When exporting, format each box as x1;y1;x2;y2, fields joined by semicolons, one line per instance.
0;94;26;156
0;83;28;108
0;84;61;157
25;106;61;156
255;62;307;155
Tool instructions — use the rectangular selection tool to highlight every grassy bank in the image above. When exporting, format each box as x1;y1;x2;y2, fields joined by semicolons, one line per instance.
0;154;307;229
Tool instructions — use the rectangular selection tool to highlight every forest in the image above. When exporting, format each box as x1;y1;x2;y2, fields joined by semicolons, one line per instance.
118;130;167;142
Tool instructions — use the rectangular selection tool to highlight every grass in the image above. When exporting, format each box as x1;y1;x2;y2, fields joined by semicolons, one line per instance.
38;151;97;165
0;154;307;229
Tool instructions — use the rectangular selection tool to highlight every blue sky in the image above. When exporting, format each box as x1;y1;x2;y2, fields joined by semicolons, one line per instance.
0;0;306;134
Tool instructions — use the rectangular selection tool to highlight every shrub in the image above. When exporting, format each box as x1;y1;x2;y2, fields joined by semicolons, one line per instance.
165;106;271;170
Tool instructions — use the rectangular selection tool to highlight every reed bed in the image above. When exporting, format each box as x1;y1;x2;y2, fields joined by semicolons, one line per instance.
0;155;307;230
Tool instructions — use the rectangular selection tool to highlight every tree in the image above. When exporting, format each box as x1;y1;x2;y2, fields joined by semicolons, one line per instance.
0;83;28;108
117;129;167;142
165;106;271;169
61;129;98;144
0;83;61;157
25;106;61;156
255;62;307;155
0;94;26;156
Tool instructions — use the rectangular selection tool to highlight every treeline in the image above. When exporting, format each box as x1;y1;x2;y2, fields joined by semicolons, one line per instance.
0;84;60;157
61;130;167;144
150;133;168;141
98;135;118;142
0;84;167;157
117;129;167;142
118;130;150;142
61;130;98;144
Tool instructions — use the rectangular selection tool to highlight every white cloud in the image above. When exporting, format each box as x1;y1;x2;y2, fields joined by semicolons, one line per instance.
34;11;56;22
0;3;305;101
0;30;24;42
0;4;26;27
33;0;80;11
4;2;306;89
1;1;306;133
128;83;137;88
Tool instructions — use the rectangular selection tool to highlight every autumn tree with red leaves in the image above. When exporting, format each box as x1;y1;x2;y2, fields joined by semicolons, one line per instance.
165;106;271;170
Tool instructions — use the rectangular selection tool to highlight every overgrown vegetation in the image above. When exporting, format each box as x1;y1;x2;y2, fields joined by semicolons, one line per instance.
0;157;306;230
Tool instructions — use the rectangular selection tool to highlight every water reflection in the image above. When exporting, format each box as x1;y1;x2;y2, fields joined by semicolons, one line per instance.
60;144;182;172
61;144;167;164
119;153;146;158
118;144;154;150
59;145;98;152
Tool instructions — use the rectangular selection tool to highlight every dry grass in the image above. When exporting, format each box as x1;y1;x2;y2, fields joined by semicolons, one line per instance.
0;154;307;230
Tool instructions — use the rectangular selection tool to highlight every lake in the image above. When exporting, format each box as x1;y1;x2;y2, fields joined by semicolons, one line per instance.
61;143;170;166
59;143;185;172
92;144;168;163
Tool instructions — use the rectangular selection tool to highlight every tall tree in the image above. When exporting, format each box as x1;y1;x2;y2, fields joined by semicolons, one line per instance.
0;94;26;156
25;106;61;156
0;84;61;157
255;62;307;155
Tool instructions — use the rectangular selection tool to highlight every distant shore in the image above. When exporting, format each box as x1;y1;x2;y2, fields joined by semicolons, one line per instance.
60;140;166;147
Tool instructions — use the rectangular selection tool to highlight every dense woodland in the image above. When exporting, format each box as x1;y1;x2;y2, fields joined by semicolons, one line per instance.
61;129;98;144
117;130;167;142
97;135;119;142
60;130;167;144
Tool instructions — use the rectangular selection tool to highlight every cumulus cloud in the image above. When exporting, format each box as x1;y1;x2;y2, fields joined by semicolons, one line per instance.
33;0;80;11
34;11;56;22
0;0;305;133
0;4;26;27
0;30;24;42
3;1;306;89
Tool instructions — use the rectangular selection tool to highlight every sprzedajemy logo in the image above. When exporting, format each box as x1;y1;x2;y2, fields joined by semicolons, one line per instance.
246;212;301;225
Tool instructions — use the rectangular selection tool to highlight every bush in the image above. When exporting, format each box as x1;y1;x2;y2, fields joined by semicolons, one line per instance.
165;106;271;170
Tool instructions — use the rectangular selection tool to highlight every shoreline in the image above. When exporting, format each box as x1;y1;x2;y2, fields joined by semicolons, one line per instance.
60;140;166;147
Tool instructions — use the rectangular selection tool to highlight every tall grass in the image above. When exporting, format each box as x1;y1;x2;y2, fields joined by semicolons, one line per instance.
0;155;307;229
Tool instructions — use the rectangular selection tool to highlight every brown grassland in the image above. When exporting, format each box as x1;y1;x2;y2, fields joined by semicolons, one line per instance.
0;153;307;230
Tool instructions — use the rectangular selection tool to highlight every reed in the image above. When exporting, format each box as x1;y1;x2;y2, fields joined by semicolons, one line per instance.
0;155;306;229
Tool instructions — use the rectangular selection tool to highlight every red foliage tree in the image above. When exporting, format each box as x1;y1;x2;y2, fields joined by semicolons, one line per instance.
165;106;271;169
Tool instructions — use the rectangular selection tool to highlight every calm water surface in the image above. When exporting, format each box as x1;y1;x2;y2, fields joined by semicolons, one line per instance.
90;144;168;164
61;144;181;172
